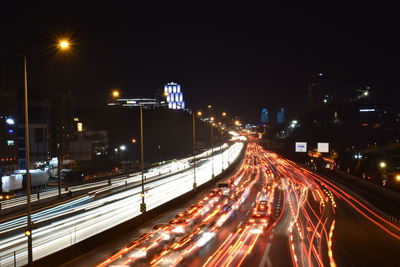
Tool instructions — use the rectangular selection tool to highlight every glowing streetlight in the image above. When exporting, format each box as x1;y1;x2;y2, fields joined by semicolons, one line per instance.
197;111;202;116
119;145;126;151
208;105;212;109
210;117;214;122
131;138;137;143
58;40;70;50
395;174;400;182
235;120;240;126
112;90;120;98
379;161;386;168
222;112;227;116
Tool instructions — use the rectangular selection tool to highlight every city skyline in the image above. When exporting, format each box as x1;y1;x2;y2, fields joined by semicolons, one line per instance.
1;5;399;122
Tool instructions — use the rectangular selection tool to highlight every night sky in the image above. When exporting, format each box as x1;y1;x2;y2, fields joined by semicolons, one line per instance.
1;4;399;121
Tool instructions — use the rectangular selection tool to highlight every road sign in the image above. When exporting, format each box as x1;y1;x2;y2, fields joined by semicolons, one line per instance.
295;142;307;152
140;203;146;213
317;143;329;153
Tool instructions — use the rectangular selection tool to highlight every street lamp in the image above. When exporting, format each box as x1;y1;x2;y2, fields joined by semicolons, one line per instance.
192;111;202;189
19;39;71;266
58;40;70;50
210;118;215;178
112;90;120;98
139;105;146;213
379;161;386;168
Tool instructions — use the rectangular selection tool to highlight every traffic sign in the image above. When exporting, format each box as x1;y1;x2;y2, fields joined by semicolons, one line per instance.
295;142;307;152
317;143;329;153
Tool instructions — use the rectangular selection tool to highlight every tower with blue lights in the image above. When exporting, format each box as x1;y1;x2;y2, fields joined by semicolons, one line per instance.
164;82;185;110
261;108;269;124
277;108;285;124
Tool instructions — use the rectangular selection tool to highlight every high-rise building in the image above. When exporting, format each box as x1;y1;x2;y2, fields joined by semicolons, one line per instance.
307;83;323;111
17;97;51;169
164;82;185;110
0;115;18;175
0;87;18;175
49;91;75;158
277;108;285;124
261;108;269;124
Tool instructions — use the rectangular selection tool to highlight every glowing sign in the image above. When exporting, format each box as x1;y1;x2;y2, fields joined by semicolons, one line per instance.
295;142;307;152
317;142;329;153
359;109;376;112
77;123;83;132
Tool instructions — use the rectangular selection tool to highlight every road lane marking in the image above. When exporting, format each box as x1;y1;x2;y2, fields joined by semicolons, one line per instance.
259;243;272;267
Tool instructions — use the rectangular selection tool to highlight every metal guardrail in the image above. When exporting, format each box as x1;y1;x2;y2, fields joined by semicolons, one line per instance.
320;170;400;227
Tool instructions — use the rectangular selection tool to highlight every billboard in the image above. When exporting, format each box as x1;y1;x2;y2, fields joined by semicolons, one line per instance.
317;143;329;153
295;142;307;152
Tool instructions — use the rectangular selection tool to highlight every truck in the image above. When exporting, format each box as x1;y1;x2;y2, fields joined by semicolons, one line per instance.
1;170;49;200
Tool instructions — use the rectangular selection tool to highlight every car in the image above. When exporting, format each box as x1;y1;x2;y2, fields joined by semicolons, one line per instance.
208;188;223;197
253;200;269;214
217;182;230;196
248;213;268;225
169;218;188;234
153;223;170;230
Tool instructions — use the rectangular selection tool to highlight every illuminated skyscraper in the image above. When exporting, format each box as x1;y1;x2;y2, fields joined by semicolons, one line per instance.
261;108;269;124
164;82;185;110
277;108;285;124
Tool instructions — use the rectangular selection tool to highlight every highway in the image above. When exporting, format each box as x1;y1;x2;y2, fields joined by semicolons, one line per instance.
0;144;228;212
0;141;244;267
71;140;400;267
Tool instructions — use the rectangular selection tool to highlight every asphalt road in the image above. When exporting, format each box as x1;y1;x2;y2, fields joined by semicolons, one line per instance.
48;141;400;267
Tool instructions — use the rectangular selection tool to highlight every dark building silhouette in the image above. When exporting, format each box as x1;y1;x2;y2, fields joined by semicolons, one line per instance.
49;91;75;158
307;83;323;111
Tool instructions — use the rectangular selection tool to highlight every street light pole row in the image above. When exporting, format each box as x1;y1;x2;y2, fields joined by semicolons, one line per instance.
20;40;71;267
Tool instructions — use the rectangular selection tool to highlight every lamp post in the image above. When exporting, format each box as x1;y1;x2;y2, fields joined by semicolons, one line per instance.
192;111;202;189
20;40;71;266
111;89;146;213
379;161;387;186
23;55;34;266
140;105;146;213
221;112;227;169
210;117;215;178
